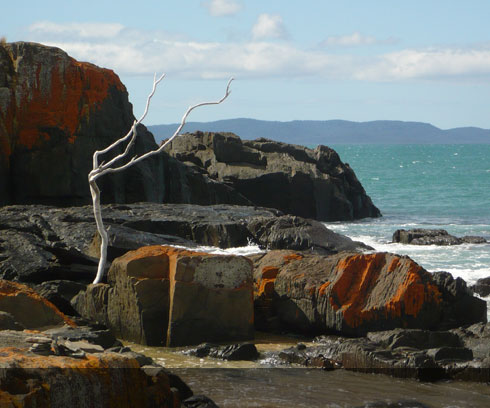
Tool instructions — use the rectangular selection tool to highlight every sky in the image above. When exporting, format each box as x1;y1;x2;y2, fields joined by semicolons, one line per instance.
2;0;490;129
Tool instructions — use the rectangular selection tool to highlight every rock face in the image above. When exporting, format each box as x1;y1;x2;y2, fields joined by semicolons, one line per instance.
393;229;488;246
0;42;249;207
0;203;369;283
164;132;381;221
73;246;255;347
251;251;486;336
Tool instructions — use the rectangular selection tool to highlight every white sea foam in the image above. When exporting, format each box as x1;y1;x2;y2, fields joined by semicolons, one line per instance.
165;243;264;256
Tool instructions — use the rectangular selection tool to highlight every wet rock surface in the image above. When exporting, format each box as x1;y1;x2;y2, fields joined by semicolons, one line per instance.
393;229;487;246
164;132;381;221
186;343;260;361
0;203;369;283
265;325;490;382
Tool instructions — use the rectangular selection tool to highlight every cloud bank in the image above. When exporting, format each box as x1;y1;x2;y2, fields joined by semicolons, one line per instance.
27;22;490;83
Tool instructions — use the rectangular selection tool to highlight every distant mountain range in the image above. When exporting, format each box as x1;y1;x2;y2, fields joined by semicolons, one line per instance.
148;118;490;145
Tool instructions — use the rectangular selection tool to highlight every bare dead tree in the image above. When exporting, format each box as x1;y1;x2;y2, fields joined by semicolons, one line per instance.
89;75;234;284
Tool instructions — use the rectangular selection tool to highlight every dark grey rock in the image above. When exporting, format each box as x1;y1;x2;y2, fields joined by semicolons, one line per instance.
450;322;490;359
393;229;487;246
0;203;369;283
187;343;259;361
183;395;219;408
270;327;490;382
165;132;381;221
432;272;487;329
354;401;430;408
426;347;473;362
44;324;118;349
461;236;488;244
0;311;24;331
32;280;87;315
470;276;490;297
366;329;463;350
118;350;154;366
141;365;193;400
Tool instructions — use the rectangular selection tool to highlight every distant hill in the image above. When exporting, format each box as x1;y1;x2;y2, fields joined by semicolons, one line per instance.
148;118;490;145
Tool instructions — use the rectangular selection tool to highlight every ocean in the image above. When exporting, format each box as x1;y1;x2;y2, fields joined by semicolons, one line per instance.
325;144;490;318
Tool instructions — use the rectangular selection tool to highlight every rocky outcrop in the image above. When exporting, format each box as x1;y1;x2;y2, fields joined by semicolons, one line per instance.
0;42;249;207
393;229;487;246
0;331;196;407
267;325;490;382
470;277;490;297
164;132;381;221
0;203;369;283
73;246;255;347
0;280;75;329
431;272;488;330
185;343;260;361
251;251;486;336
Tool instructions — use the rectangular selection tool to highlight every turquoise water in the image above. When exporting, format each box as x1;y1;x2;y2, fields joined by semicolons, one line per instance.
325;144;490;316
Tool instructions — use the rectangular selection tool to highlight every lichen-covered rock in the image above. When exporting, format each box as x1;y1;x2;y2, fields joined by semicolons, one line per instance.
0;348;182;408
251;251;485;335
0;41;166;206
164;132;381;221
0;42;249;207
73;246;254;347
0;280;75;329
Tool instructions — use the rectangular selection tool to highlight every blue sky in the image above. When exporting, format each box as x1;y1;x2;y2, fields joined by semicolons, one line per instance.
3;0;490;129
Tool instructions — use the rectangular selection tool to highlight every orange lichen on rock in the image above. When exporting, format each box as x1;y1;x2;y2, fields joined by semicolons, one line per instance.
329;253;442;328
318;281;331;296
0;280;76;328
1;44;126;155
0;348;178;408
16;61;124;149
261;266;280;279
112;245;209;280
284;253;303;263
331;253;385;308
255;266;280;298
385;262;442;318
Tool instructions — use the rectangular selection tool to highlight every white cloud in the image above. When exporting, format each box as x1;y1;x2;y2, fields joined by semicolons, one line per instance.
27;22;490;83
29;21;124;39
357;47;490;81
252;14;288;40
321;32;381;47
201;0;242;17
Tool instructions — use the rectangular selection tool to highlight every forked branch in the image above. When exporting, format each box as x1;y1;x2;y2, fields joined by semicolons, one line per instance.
89;76;233;284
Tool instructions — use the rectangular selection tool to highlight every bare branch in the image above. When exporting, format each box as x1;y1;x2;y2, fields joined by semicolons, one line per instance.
92;73;166;169
89;75;233;284
91;77;234;180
